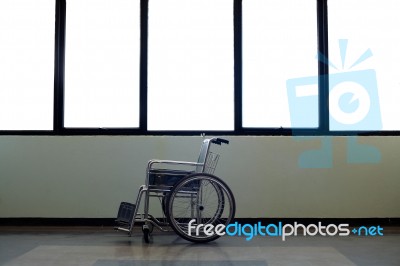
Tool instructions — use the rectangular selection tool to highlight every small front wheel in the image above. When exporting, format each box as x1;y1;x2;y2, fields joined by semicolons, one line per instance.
166;173;235;243
142;225;152;243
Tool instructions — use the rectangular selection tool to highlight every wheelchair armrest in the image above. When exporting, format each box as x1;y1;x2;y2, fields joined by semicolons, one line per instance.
147;159;202;170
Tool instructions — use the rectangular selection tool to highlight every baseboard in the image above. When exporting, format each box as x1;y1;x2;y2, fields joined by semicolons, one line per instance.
0;218;116;226
0;217;399;227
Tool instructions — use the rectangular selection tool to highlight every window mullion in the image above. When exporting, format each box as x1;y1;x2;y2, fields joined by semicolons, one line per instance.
317;0;329;133
54;0;66;133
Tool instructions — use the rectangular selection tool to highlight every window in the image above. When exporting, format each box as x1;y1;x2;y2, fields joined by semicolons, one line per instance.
148;0;234;131
242;0;318;128
1;0;399;135
0;0;54;130
329;0;400;131
64;0;140;128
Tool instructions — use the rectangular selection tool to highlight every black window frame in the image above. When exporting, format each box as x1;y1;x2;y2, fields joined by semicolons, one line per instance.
0;0;398;136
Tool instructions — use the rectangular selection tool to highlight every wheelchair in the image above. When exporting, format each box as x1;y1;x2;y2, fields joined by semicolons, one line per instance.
115;137;236;243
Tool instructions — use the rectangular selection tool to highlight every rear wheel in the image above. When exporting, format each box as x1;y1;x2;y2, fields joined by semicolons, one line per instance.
166;173;235;243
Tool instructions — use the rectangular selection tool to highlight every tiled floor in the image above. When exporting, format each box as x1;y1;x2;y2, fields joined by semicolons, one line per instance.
0;227;399;266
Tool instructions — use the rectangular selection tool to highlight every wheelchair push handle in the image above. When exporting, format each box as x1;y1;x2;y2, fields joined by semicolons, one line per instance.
211;138;229;145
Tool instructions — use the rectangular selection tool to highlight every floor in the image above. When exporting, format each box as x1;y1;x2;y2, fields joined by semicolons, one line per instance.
0;226;399;266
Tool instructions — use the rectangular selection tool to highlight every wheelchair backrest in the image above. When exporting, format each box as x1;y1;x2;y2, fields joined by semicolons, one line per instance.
196;139;221;174
195;139;211;173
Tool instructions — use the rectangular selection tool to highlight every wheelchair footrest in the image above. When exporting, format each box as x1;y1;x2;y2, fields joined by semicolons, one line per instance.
116;202;136;225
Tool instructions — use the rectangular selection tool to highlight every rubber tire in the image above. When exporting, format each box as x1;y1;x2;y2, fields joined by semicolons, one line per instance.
142;226;150;243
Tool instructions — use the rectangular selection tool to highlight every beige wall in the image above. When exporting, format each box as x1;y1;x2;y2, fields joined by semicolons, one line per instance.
0;136;399;218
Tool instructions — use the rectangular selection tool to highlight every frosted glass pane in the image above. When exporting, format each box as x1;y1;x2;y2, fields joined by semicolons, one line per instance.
148;0;234;131
243;0;318;128
329;0;400;131
0;0;54;130
65;0;140;128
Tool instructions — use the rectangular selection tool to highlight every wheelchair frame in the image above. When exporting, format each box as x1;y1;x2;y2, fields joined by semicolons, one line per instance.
115;137;235;243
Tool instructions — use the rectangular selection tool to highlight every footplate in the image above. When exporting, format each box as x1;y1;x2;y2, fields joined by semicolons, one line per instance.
116;202;136;225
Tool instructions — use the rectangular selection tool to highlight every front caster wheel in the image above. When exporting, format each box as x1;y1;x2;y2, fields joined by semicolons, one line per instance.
142;224;152;243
